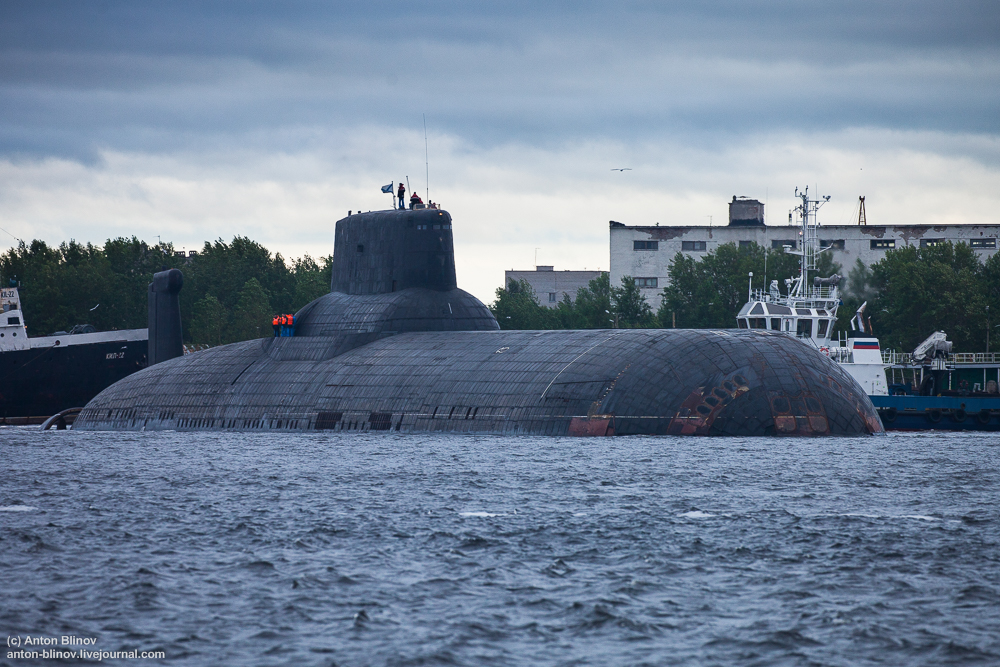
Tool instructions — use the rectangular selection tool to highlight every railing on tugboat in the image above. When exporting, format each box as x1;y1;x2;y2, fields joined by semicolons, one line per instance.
880;350;1000;366
747;286;839;303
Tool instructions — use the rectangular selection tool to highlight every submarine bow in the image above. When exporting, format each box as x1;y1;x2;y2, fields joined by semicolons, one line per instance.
75;208;882;436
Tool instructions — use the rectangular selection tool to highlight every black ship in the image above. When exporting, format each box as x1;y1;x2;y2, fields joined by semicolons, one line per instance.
0;282;147;425
75;208;882;436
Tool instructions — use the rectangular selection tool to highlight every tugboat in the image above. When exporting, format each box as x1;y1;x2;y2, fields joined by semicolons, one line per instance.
736;188;999;431
874;331;1000;431
736;187;888;396
0;280;148;425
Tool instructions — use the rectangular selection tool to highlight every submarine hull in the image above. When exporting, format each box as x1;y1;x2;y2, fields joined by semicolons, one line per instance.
75;328;882;436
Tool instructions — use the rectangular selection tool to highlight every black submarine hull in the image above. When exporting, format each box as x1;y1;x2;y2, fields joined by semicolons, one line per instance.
74;328;882;436
74;208;882;436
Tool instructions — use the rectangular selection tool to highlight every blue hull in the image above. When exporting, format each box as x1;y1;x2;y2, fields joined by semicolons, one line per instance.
871;395;1000;431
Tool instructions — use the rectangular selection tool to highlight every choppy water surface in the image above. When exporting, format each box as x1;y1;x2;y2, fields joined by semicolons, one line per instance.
2;429;999;666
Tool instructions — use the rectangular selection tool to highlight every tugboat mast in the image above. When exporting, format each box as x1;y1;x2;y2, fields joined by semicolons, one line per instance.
788;186;830;300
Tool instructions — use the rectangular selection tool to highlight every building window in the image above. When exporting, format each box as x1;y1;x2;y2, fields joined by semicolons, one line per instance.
633;240;659;250
971;239;997;248
681;241;706;251
635;277;658;288
821;239;845;249
870;239;895;249
739;240;754;249
548;292;557;302
770;318;781;330
920;238;943;248
772;240;797;249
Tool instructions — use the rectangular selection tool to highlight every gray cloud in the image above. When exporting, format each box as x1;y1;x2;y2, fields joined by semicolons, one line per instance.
2;0;998;161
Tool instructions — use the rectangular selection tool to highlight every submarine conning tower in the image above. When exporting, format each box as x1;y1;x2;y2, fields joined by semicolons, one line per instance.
331;208;457;294
292;208;499;343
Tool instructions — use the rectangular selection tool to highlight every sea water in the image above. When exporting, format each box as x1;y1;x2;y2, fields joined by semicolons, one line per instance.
1;428;998;666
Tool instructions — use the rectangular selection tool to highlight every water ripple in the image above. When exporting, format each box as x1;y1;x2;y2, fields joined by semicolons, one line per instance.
1;428;998;666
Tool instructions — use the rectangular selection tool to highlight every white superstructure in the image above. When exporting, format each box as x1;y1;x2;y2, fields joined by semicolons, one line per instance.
1;286;29;351
1;284;147;353
736;188;888;396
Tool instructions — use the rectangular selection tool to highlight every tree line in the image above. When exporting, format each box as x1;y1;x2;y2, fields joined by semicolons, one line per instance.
0;237;332;345
490;243;811;331
489;241;1000;352
4;237;998;352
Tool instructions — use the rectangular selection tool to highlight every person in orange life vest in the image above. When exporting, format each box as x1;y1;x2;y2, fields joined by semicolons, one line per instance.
397;182;405;210
409;191;422;209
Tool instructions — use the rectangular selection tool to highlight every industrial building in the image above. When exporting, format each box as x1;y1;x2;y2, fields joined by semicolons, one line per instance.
504;266;605;308
610;196;1000;311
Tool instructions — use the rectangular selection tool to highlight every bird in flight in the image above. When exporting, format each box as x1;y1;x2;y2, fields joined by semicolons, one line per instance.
610;168;632;171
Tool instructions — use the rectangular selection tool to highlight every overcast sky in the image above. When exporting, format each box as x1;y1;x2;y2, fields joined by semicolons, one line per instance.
2;1;998;303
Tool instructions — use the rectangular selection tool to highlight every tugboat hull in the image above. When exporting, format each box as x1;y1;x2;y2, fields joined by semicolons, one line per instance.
872;395;1000;431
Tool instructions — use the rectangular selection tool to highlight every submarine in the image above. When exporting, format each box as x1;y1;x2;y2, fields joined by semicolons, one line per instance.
74;208;883;436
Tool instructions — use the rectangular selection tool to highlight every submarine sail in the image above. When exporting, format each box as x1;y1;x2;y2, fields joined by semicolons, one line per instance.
75;208;882;436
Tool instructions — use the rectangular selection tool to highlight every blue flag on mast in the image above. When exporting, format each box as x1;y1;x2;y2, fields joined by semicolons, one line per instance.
380;183;393;193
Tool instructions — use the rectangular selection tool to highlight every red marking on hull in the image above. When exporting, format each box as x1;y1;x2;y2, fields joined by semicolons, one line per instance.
568;417;613;436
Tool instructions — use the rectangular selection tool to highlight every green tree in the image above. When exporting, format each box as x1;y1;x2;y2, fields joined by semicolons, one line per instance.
188;294;228;345
984;252;1000;351
658;242;804;329
0;234;333;343
869;241;986;351
181;236;294;324
554;273;612;329
0;238;183;335
611;276;656;328
229;278;273;342
489;278;558;329
291;254;334;309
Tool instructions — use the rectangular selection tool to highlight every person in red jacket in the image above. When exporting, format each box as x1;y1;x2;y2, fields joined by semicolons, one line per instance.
397;183;405;210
